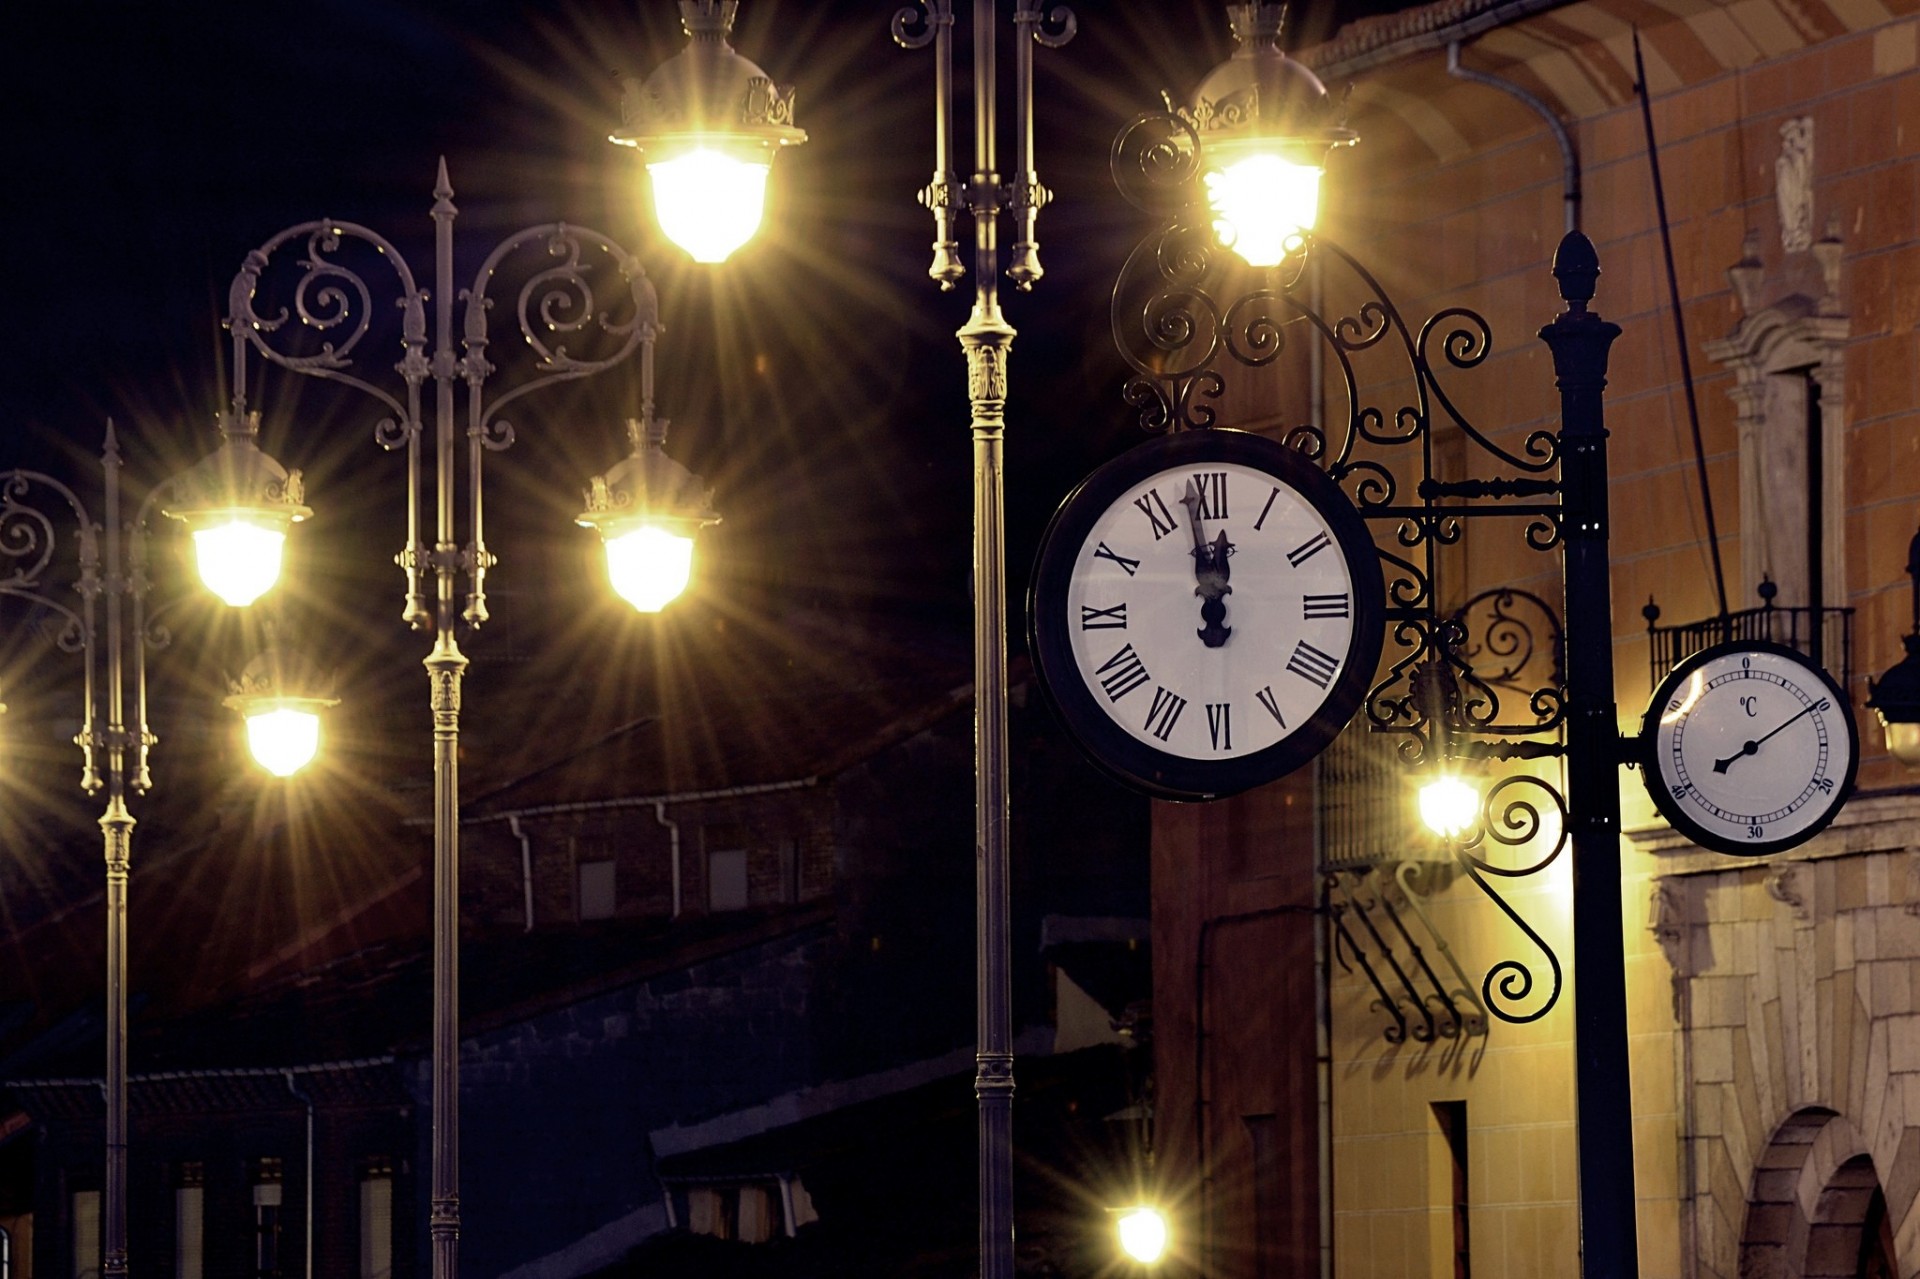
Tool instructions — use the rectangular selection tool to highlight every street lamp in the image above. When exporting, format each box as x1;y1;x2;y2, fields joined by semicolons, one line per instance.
220;158;703;1279
577;410;720;613
1113;1204;1171;1265
1183;3;1355;268
892;3;1075;1275
224;634;339;778
1867;526;1920;767
612;0;806;263
0;423;324;1279
159;409;311;607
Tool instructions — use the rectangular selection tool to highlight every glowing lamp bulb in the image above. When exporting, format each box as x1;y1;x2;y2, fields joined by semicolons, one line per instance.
1884;719;1920;768
606;525;696;613
647;149;772;264
193;519;286;607
1116;1207;1169;1265
1205;153;1323;268
245;707;321;778
1419;775;1480;839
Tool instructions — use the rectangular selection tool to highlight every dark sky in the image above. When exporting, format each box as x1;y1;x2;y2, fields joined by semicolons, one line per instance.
5;1;1402;620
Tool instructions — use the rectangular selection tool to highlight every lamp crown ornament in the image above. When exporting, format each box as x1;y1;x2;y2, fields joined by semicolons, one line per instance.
612;3;804;147
577;414;720;529
159;411;310;522
1177;3;1354;147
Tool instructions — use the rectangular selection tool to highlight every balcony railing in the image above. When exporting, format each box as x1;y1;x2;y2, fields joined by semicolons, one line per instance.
1643;578;1854;691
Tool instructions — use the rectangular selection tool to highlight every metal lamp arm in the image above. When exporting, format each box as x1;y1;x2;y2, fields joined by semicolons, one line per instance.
225;219;431;626
1006;1;1074;290
0;467;105;793
894;1;965;288
457;223;660;628
225;221;426;428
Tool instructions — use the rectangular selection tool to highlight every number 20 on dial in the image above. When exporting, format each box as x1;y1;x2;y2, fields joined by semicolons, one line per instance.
1029;430;1383;800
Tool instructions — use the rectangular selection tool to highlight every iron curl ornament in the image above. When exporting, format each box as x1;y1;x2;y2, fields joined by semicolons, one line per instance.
1108;101;1583;1025
223;163;660;631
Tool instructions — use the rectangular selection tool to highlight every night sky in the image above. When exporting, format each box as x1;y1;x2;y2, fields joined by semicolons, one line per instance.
5;0;1409;623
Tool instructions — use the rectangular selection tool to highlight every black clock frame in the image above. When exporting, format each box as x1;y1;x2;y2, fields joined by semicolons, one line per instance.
1029;428;1384;801
1639;637;1860;857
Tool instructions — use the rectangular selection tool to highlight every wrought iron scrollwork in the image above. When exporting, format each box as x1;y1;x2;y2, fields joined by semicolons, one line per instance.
1447;774;1569;1024
1111;105;1581;1026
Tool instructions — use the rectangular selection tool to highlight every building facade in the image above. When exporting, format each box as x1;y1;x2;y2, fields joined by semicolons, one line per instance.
1148;0;1920;1276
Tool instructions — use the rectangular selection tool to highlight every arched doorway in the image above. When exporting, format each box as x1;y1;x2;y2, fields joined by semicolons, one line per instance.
1740;1109;1902;1279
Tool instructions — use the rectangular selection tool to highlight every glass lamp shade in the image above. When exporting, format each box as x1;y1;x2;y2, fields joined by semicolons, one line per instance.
1206;148;1323;268
1115;1207;1169;1265
1883;718;1920;768
193;517;289;607
605;524;698;613
1418;774;1480;839
647;148;772;264
244;705;322;777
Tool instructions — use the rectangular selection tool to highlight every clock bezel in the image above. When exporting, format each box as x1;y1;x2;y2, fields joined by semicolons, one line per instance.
1638;637;1859;857
1029;428;1384;802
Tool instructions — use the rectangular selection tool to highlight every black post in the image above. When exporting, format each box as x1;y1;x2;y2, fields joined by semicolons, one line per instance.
1538;230;1636;1279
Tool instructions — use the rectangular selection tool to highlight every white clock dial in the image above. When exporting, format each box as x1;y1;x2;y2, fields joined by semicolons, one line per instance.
1064;460;1356;760
1643;641;1858;855
1030;429;1382;801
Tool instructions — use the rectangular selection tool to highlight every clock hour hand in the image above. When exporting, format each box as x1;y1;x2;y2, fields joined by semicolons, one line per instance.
1180;481;1233;649
1711;699;1825;773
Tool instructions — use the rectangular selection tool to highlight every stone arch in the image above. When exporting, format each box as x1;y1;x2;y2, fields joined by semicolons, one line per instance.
1740;1108;1899;1279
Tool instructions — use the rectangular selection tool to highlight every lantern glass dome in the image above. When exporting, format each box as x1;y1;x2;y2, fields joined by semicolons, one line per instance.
1204;142;1325;268
192;517;290;607
1115;1206;1170;1265
647;146;773;264
244;704;324;777
605;523;699;613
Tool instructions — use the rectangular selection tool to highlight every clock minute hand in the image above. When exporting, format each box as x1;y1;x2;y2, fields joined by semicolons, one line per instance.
1711;700;1823;774
1180;481;1233;649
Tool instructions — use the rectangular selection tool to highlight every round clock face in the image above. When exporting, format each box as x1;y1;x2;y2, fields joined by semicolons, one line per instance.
1640;639;1858;856
1030;429;1383;800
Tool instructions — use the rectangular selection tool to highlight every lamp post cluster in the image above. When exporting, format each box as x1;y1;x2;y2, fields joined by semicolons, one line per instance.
3;4;804;1276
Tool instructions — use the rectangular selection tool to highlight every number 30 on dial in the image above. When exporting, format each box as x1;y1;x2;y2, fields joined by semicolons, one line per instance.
1029;429;1383;800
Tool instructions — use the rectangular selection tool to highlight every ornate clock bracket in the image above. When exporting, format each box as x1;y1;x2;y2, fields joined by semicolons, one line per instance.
1109;107;1583;1025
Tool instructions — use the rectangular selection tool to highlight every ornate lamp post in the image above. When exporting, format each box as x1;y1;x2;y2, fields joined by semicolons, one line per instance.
216;157;710;1279
887;3;1075;1274
0;426;326;1279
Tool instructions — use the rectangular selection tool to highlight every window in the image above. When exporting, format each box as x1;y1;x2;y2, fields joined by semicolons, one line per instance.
177;1163;205;1279
578;860;616;921
1430;1101;1469;1279
359;1161;393;1279
708;849;748;913
253;1158;283;1279
1703;230;1848;626
687;1187;733;1239
72;1190;100;1279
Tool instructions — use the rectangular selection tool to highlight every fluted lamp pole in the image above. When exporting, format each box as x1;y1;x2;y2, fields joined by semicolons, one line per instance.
1;420;326;1279
889;3;1076;1275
